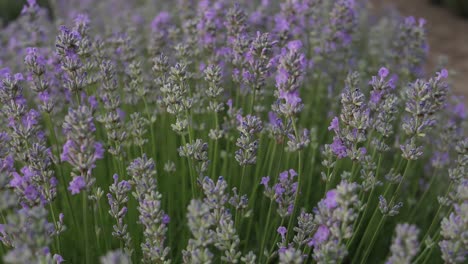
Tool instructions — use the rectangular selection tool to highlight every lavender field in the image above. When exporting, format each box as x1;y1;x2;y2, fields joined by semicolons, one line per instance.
0;0;466;263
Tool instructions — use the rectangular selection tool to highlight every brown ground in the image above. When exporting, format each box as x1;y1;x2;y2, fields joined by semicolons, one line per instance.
376;0;468;101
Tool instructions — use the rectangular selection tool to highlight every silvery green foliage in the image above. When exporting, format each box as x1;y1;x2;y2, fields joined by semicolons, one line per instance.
0;206;62;264
107;174;133;256
178;139;210;178
100;249;131;264
127;155;170;263
439;180;468;263
235;115;263;166
386;223;420;264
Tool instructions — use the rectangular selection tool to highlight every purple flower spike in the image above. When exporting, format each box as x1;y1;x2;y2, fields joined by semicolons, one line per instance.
162;214;170;225
330;137;347;159
328;117;340;131
275;68;289;87
54;254;65;263
378;67;389;78
277;226;287;238
309;225;330;247
287;40;303;51
261;176;270;187
68;176;86;195
324;190;338;209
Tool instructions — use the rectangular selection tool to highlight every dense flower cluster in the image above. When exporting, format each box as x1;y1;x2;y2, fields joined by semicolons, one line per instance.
0;0;466;263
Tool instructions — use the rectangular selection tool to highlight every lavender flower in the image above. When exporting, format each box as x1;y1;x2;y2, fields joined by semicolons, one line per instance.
62;105;104;194
235;114;263;166
386;223;420;264
107;174;133;255
242;31;275;107
0;206;62;264
369;67;399;152
262;169;299;218
391;16;428;77
204;177;241;263
439;180;468;263
204;64;225;114
127;155;171;263
273;40;306;118
97;60;127;157
311;181;362;263
278;246;303;264
100;249;131;264
183;199;215;264
400;70;448;160
148;12;173;56
55;25;87;97
178;139;210;178
161;62;193;135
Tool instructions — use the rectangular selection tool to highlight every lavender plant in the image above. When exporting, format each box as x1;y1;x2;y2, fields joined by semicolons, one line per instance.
0;0;466;263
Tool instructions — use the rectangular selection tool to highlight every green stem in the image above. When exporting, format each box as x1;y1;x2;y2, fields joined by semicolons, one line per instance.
211;113;219;179
408;170;437;221
235;165;247;230
420;182;453;245
259;199;274;263
420;232;441;264
249;89;256;114
49;203;61;254
44;113;78;231
360;215;386;264
182;135;196;198
82;191;90;264
142;98;156;159
346;154;382;249
267;218;286;262
286;117;303;241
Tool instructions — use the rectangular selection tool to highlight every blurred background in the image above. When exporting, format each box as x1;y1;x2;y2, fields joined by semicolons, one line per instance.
1;0;467;100
0;0;52;26
377;0;468;101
